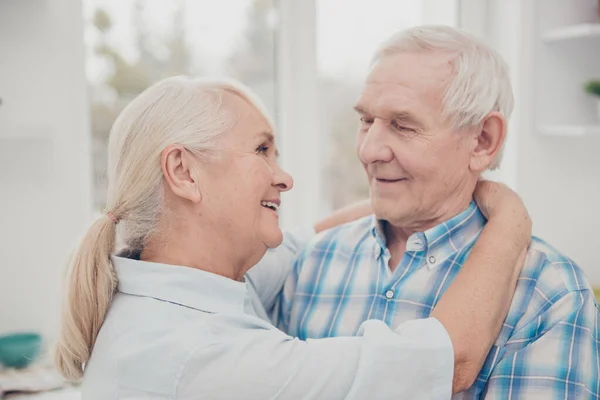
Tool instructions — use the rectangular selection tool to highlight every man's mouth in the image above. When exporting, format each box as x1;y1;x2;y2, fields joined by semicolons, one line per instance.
375;178;407;183
261;201;280;212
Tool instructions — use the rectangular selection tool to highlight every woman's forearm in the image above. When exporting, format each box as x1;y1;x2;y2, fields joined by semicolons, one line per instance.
314;200;372;233
430;205;530;393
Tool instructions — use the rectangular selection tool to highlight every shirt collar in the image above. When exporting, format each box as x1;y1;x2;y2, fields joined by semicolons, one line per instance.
112;256;248;314
371;201;486;270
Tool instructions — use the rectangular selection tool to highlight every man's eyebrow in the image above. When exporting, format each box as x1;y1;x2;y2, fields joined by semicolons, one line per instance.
353;105;369;115
353;106;423;127
393;111;423;126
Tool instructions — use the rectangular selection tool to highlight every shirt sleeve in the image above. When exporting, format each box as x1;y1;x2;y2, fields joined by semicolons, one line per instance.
481;289;600;399
177;317;454;400
271;238;309;333
245;226;315;316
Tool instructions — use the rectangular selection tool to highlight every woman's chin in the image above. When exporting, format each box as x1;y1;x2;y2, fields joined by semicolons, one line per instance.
263;229;284;249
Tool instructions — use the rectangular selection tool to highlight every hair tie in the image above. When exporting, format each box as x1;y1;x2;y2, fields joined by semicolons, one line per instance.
104;210;119;224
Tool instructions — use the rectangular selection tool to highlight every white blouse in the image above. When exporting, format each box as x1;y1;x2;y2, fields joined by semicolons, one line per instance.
82;231;454;399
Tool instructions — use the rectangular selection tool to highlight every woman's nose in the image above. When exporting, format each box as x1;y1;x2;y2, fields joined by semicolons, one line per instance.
273;167;293;192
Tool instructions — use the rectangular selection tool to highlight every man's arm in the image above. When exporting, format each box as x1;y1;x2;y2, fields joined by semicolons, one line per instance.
482;287;599;399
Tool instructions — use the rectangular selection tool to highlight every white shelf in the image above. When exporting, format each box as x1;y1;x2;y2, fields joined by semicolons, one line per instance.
543;23;600;42
538;124;600;136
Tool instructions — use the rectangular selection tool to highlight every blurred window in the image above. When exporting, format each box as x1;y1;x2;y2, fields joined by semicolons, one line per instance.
83;0;277;209
317;0;458;210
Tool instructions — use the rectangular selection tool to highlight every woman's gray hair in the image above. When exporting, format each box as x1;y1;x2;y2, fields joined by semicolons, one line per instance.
372;25;514;170
55;76;272;380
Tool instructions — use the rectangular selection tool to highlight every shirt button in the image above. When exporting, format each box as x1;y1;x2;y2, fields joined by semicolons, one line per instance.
428;255;437;264
385;289;394;299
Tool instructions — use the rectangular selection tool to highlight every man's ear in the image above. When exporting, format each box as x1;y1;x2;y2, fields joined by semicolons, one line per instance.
160;145;202;203
469;111;507;173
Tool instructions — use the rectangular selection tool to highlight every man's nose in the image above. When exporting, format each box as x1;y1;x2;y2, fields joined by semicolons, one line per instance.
358;119;394;165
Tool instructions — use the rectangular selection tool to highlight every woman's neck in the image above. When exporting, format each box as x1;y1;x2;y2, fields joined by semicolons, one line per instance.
140;223;264;281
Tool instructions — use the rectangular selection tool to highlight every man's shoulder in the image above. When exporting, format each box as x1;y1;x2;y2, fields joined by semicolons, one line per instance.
525;236;592;297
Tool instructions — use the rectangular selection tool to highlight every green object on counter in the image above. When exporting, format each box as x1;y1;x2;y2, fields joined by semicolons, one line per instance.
584;81;600;97
0;332;42;369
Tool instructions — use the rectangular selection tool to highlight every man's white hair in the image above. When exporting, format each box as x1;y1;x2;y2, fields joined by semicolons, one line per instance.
372;25;514;170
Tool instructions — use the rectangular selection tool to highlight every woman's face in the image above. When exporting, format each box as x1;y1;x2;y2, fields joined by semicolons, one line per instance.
199;93;293;250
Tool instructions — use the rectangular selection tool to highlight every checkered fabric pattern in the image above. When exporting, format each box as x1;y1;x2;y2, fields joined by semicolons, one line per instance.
274;202;600;399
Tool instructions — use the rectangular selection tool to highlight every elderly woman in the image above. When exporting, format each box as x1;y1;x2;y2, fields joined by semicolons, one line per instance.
55;76;530;399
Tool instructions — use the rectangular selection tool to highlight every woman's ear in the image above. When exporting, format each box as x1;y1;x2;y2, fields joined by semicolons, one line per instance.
468;111;507;173
160;145;202;203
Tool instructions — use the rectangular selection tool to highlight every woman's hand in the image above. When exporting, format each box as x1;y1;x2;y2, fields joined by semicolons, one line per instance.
474;179;532;250
314;200;372;233
474;180;526;220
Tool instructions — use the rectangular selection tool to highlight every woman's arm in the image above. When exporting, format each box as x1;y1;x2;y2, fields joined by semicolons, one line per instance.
248;201;372;314
430;180;531;393
179;317;454;399
314;200;372;233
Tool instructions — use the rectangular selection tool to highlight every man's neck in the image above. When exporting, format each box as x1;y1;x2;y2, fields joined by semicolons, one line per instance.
383;199;473;271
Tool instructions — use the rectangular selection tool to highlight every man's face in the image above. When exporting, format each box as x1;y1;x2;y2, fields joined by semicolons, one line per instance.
355;52;478;229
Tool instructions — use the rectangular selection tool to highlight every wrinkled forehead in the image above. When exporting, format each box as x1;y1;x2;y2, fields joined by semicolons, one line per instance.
358;52;454;113
368;51;454;85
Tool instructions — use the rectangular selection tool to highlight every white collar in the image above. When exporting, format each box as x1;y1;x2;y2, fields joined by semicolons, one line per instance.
112;256;248;314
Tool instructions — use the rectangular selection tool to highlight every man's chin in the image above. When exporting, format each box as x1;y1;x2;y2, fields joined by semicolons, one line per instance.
372;204;412;226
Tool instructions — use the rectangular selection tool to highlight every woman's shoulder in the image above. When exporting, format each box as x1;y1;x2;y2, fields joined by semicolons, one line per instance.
87;308;228;397
86;285;288;396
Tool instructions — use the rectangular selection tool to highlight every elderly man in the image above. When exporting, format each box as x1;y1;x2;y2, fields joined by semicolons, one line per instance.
275;26;600;398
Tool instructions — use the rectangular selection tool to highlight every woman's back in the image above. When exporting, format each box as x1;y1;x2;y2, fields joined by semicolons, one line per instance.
82;256;454;400
82;256;234;399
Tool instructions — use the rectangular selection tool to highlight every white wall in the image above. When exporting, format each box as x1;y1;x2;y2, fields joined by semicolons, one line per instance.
421;0;458;26
0;1;92;338
0;1;596;347
487;0;600;286
479;0;521;191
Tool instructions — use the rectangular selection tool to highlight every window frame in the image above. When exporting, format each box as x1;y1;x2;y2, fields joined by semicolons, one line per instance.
275;0;490;227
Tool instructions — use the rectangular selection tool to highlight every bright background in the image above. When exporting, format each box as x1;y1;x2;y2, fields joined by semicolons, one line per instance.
1;0;599;343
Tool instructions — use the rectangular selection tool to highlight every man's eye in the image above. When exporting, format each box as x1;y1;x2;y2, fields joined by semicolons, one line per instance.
360;117;374;125
392;121;415;132
256;145;269;154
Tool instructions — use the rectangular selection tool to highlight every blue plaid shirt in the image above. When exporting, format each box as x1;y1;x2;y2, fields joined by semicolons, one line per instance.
274;202;600;399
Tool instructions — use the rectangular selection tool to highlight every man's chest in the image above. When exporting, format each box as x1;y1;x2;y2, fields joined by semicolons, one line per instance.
289;251;466;339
